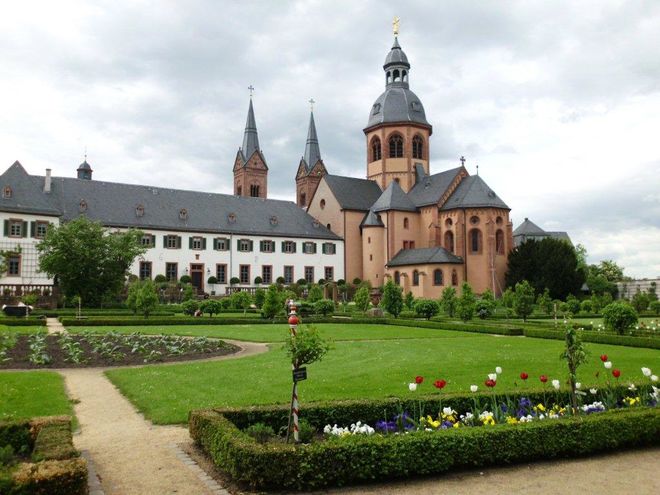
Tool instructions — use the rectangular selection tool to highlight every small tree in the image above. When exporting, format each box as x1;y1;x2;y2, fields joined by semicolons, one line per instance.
314;299;335;316
254;288;266;308
231;291;253;314
513;280;535;322
650;300;660;316
414;299;440;320
440;286;457;317
200;299;222;317
154;274;168;283
181;299;199;316
307;284;323;303
404;291;415;311
181;284;194;301
254;276;263;286
135;279;158;318
207;276;218;285
631;291;650;312
602;302;638;335
229;277;240;286
353;286;371;312
536;288;553;314
126;281;140;315
381;279;403;317
261;285;281;319
476;289;496;319
560;322;588;413
500;287;515;309
456;283;476;322
180;275;192;285
565;294;580;315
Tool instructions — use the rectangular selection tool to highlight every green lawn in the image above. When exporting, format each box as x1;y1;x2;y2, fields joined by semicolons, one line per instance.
0;371;73;421
106;335;660;424
67;323;479;342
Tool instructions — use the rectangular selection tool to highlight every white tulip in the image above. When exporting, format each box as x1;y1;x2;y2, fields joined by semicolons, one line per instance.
628;384;637;391
575;382;581;389
495;366;503;374
408;383;417;392
551;379;560;390
488;373;497;381
652;375;658;382
470;385;478;393
604;361;612;369
589;388;598;395
641;367;652;377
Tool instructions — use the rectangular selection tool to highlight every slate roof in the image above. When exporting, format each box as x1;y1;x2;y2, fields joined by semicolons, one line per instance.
323;175;383;211
512;218;572;246
384;37;410;68
441;175;509;211
77;160;92;171
366;87;430;129
301;111;322;173
371;180;417;212
360;209;384;228
238;98;263;165
387;246;463;267
513;218;546;236
407;166;464;207
0;162;340;240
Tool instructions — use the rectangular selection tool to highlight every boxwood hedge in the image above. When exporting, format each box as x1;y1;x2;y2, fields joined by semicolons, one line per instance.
523;327;660;349
190;397;660;490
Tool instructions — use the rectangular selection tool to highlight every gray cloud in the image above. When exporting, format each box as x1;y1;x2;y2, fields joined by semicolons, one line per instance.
1;0;659;277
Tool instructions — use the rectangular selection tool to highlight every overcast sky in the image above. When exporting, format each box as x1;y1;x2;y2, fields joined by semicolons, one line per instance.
1;0;659;278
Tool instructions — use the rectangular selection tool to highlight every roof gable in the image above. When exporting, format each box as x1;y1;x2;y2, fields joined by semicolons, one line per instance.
407;166;464;207
0;162;60;215
387;246;463;267
441;175;509;211
371;180;417;212
323;175;382;211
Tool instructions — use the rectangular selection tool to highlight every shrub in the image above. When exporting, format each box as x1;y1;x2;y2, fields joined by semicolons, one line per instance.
414;299;440;320
456;283;476;322
207;276;218;285
135;280;159;318
307;284;323;303
352;278;362;285
200;299;222;317
353;286;371;312
262;285;282;319
276;276;286;285
179;275;192;284
254;288;266;308
181;300;199;316
230;277;240;286
651;300;660;316
254;276;263;285
285;325;330;367
182;284;194;301
245;423;275;444
513;280;535;322
404;291;415;311
580;300;593;313
230;291;253;312
381;280;403;317
298;419;315;444
565;294;580;314
602;302;638;335
522;327;659;349
440;287;457;317
631;291;650;312
154;274;168;283
314;299;335;316
297;278;308;286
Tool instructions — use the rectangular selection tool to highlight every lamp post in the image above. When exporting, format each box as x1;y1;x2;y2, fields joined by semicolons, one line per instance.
287;306;300;443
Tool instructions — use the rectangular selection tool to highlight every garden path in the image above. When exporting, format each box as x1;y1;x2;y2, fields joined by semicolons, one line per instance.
60;339;268;495
46;317;67;334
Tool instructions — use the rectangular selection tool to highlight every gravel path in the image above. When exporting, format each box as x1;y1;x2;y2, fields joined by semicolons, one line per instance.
46;317;66;334
60;338;268;495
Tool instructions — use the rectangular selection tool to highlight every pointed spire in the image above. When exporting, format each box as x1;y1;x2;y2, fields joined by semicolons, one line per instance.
241;97;260;159
303;109;322;171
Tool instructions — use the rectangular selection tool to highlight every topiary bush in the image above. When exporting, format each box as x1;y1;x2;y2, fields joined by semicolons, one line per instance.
181;300;199;316
602;302;638;335
200;299;222;317
179;275;192;284
414;299;440;320
314;299;335;316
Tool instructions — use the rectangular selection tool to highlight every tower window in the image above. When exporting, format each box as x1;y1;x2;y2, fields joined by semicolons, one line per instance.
469;228;482;254
403;217;409;229
412;269;419;286
389;134;403;158
444;231;454;253
433;269;443;286
394;271;400;285
452;269;458;286
250;184;260;197
320;199;326;209
412;135;424;159
496;229;505;255
371;137;382;161
393;69;400;82
300;193;306;206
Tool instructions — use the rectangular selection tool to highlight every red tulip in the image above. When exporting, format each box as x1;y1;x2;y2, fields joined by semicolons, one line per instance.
485;379;497;388
415;376;424;384
520;372;529;380
433;379;447;389
540;375;548;383
600;354;608;362
612;369;621;378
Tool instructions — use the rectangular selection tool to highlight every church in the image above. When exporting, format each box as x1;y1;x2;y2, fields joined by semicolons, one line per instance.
299;33;513;297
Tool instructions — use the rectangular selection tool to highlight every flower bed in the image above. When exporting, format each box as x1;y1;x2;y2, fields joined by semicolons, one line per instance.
0;332;238;369
190;387;660;490
0;416;87;494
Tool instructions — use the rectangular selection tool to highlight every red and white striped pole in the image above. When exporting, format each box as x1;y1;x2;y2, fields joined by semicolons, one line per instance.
288;306;300;443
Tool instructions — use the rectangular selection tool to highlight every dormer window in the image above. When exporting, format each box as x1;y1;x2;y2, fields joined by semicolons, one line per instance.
79;199;88;212
179;208;188;220
270;215;278;226
2;186;12;199
227;212;237;223
372;103;381;115
135;204;145;217
411;101;421;112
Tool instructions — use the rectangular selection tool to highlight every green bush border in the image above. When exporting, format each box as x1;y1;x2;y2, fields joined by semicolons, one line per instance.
1;319;46;327
190;397;660;490
0;416;87;495
523;327;660;349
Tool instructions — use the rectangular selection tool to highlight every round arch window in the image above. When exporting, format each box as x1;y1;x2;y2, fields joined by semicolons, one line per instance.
470;215;480;225
445;218;453;227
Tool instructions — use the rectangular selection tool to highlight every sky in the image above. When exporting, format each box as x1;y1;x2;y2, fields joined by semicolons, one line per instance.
1;0;659;278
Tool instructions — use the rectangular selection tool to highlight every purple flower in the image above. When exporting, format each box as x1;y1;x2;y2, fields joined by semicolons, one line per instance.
519;397;532;409
500;403;508;413
375;420;397;432
441;420;454;429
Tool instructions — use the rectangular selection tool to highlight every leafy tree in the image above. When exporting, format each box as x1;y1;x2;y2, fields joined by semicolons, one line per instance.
500;287;515;309
285;324;330;368
37;217;145;306
589;260;624;283
404;291;415;311
381;279;403;317
574;243;589;274
231;291;253;313
254;288;266;308
135;279;158;318
126;281;140;315
476;289;496;319
456;283;476;322
414;298;440;320
602;302;638;335
565;294;580;315
307;284;323;303
536;288;553;314
181;299;199;316
580;299;593;313
560;323;588;412
181;284;194;301
314;299;335;316
440;286;457;317
586;273;617;297
513;280;535;322
353;286;371;312
505;238;585;300
200;299;222;317
631;290;650;312
650;300;660;316
261;285;281;319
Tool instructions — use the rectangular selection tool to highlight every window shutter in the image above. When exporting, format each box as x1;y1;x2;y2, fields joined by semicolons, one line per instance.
188;237;193;249
259;240;264;252
163;235;167;247
213;238;217;250
202;238;206;249
177;236;182;249
30;222;36;238
312;242;317;254
151;234;156;248
293;242;297;253
22;221;28;237
3;220;8;237
249;240;254;252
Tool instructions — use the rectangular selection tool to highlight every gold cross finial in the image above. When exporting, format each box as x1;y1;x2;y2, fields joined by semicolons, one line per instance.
248;85;255;98
392;16;400;36
309;98;315;112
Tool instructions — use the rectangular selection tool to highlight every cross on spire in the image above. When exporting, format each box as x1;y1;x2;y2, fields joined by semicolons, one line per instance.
309;98;315;112
460;155;466;166
248;85;255;98
84;146;87;161
392;16;400;36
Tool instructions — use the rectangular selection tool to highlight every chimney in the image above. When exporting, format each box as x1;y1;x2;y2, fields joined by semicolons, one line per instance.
44;169;52;193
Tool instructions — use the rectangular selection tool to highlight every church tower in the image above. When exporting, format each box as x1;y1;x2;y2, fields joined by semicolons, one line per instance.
295;107;327;208
363;34;432;193
234;96;268;198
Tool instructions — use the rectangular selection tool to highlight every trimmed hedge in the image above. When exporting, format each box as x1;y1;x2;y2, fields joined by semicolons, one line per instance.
385;318;523;335
33;310;175;318
1;319;46;327
0;416;86;495
190;398;660;490
523;327;660;350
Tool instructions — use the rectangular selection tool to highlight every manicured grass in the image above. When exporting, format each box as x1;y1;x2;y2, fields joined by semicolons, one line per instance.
67;323;479;342
106;334;660;424
0;325;46;335
568;317;659;326
0;371;73;421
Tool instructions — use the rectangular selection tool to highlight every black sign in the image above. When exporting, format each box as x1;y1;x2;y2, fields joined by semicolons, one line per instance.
292;367;307;382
